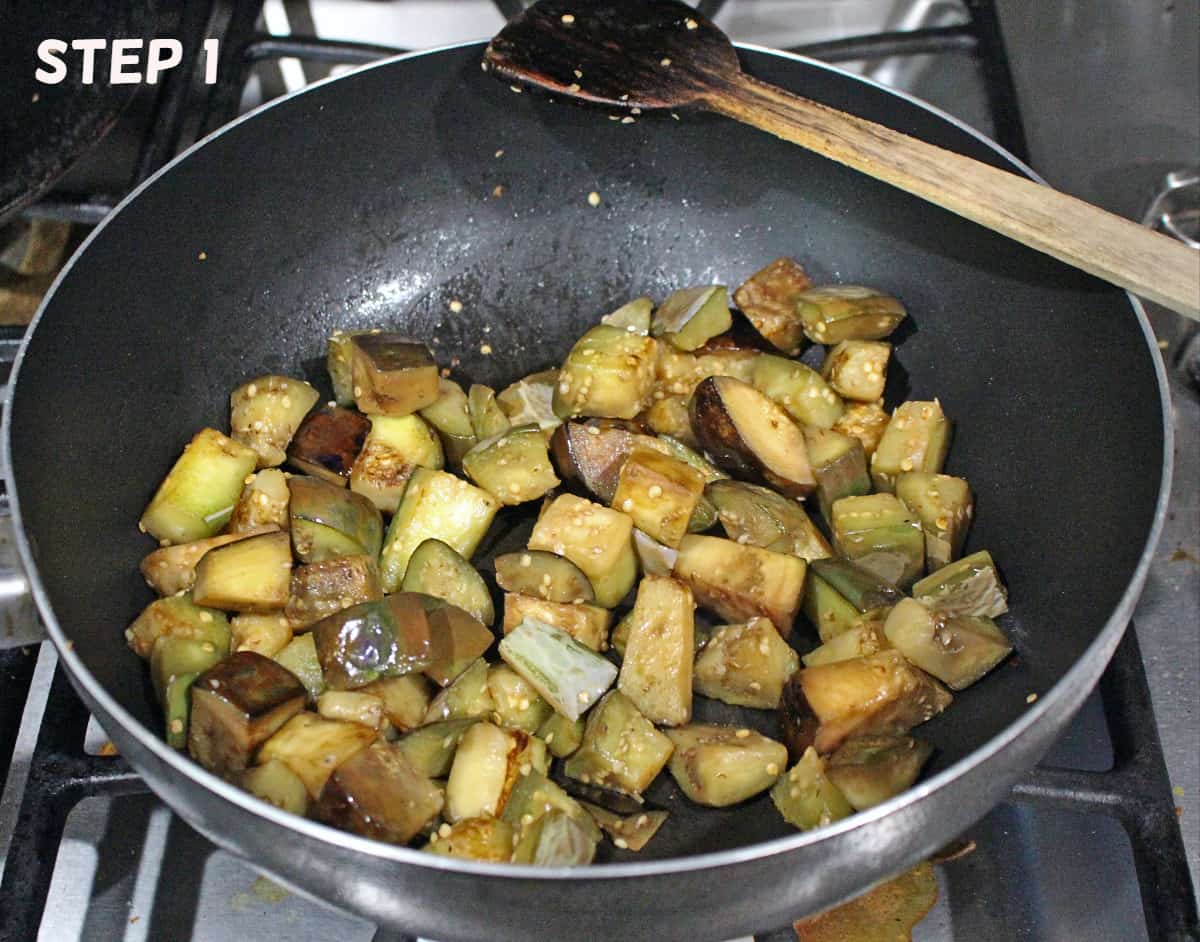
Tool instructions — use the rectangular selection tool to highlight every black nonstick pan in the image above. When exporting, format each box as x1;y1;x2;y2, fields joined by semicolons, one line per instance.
3;42;1170;942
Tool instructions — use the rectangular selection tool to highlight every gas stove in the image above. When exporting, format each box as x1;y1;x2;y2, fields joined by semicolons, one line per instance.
0;2;1196;940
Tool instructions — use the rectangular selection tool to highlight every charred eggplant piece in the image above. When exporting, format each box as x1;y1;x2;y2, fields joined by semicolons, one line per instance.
665;724;788;807
870;400;953;492
689;376;815;498
796;285;907;343
617;576;695;726
831;493;925;588
284;553;382;631
229;469;290;534
673;534;807;639
402;539;495;626
314;740;443;843
705;479;831;562
832;400;891;459
139;527;276;597
770;747;853;831
732;256;812;355
502;594;611;652
611;447;706;548
820;340;891;403
349;413;444;513
528;493;637;608
192;530;292;613
562;690;674;796
463;424;561;505
288;475;382;564
912;550;1008;618
349;333;439;416
693;617;800;709
895;471;974;572
883;598;1013;690
825;734;933;810
780;650;952;757
750;355;844;430
256;711;377;798
287;405;370;486
140;428;259;543
804;426;872;523
418;378;477;466
230;375;320;468
651;285;732;351
553;325;657;420
188;651;307;777
311;593;435;689
495;550;596;605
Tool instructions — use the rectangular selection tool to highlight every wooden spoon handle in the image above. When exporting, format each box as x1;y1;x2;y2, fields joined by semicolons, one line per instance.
707;73;1200;321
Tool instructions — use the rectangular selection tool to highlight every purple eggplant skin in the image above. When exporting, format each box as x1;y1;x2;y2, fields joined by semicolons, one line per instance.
312;593;436;690
688;377;762;482
288;405;371;485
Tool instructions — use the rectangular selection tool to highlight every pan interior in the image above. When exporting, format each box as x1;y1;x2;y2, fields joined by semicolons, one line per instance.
8;44;1164;861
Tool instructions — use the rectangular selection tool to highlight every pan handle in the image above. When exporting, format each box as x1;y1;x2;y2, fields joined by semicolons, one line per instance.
0;491;43;649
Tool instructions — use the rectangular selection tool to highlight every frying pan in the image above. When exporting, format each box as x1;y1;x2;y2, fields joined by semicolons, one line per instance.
3;42;1171;941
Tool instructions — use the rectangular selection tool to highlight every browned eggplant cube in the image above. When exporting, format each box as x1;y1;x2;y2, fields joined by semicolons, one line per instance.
732;257;813;355
191;530;293;613
288;405;370;486
284;554;383;630
611;447;706;548
350;333;439;416
314;740;443;843
188;651;307;777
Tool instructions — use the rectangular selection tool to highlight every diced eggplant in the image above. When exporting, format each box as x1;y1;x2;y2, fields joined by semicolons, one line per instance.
349;333;439;416
581;802;668;852
126;592;231;659
402;539;495;626
651;285;732;351
488;663;554;733
654;345;758;401
796;285;906;343
229;469;290;534
239;758;310;816
883;598;1013;690
424;816;514;861
732;257;812;355
527;493;637;608
801;569;863;643
537;711;585;759
497;369;562;433
832;400;891;459
379;467;499;591
501;594;610;652
327;329;367;406
664;724;788;807
770;747;853;831
802;620;891;667
870;401;952;492
423;658;494;723
825;734;933;810
563;690;674;796
600;296;653;333
639;395;696;447
693;617;799;709
895;471;974;572
809;558;905;614
140;428;259;543
691;310;779;355
688;376;815;498
151;636;226;748
349;413;444;513
750;355;844;430
289;475;383;563
287;405;370;486
284;554;382;630
467;384;511;440
832;494;925;588
443;721;525;821
705;480;832;562
912;550;1008;618
395;718;479;778
499;619;618;721
512;809;598;866
312;593;435;689
271;632;325;700
780;650;952;757
139;528;274;597
804;426;871;523
495;550;596;605
314;740;443;843
552;325;657;420
231;613;293;658
192;530;293;612
256;711;377;798
549;420;638;503
360;674;435;732
820;340;890;403
230;375;320;468
673;534;807;639
611;447;706;548
418;378;477;466
188;652;307;776
421;599;495;686
463;424;561;505
316;690;386;729
632;529;679;578
617;576;694;726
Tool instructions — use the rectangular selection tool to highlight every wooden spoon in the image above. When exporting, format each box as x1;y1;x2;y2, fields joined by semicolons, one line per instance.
484;0;1199;320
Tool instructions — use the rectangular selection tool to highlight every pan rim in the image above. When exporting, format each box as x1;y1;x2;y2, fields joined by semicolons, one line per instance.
2;39;1174;882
